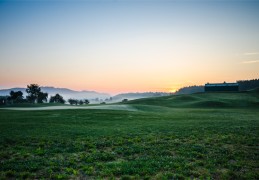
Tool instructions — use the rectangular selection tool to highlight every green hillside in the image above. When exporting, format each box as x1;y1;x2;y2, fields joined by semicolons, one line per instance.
126;90;259;109
0;90;258;179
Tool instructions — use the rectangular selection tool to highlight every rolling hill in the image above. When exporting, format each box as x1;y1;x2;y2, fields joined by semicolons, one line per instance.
112;92;170;102
125;89;259;109
0;89;258;179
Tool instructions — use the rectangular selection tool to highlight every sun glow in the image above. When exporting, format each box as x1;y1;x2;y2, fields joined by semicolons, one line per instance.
169;89;177;93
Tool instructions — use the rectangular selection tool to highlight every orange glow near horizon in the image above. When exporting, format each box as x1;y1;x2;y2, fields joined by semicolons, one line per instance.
1;74;254;95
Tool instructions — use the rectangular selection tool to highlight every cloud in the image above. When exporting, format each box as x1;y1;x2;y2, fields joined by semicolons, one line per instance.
241;60;259;64
243;52;259;56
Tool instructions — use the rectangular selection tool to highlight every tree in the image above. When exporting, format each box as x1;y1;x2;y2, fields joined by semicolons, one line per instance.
237;79;259;91
75;100;79;105
26;84;48;103
79;100;84;105
122;99;128;103
37;92;48;103
8;91;24;103
26;84;41;103
84;99;90;104
68;99;73;105
49;94;65;104
68;98;89;105
68;99;78;105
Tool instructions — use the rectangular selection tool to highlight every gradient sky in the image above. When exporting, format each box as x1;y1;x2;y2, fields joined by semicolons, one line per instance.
0;0;259;94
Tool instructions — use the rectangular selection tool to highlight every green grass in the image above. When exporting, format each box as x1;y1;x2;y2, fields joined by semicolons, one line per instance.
126;90;259;108
0;103;68;108
0;92;259;179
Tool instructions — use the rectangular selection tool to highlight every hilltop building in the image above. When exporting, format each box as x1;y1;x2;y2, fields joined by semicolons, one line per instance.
205;82;239;92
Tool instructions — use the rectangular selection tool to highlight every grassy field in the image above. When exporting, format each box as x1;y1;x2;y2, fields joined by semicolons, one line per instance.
0;91;259;179
0;103;69;108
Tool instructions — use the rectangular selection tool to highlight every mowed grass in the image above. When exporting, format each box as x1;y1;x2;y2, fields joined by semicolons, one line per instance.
0;92;259;179
1;103;69;108
126;91;259;109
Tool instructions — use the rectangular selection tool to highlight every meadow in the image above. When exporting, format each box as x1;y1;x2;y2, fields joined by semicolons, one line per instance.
0;91;259;179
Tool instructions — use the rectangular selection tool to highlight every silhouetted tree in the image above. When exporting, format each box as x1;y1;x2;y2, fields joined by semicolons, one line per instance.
26;84;41;103
68;99;90;105
68;99;74;105
175;85;204;95
75;100;79;105
37;92;48;103
122;99;128;103
8;91;24;103
26;84;48;103
84;99;90;104
237;79;259;91
79;100;84;105
68;99;79;105
49;94;65;104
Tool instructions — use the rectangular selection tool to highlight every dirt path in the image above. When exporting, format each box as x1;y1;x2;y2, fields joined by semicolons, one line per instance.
1;105;137;111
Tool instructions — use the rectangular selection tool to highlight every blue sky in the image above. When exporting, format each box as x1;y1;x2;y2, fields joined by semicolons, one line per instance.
0;0;259;93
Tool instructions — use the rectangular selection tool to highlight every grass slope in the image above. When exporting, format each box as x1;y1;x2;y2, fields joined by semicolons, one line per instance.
126;90;259;109
0;92;258;179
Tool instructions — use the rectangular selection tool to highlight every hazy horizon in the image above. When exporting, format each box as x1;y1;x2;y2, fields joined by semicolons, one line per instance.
0;79;254;96
1;0;259;94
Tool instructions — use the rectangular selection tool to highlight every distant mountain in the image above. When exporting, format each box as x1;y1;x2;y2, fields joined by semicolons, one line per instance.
0;87;170;103
0;87;111;101
112;92;171;102
0;88;27;96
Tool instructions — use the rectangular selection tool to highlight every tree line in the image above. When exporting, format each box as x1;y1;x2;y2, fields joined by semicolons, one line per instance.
237;79;259;91
175;79;259;95
174;85;204;95
0;84;90;106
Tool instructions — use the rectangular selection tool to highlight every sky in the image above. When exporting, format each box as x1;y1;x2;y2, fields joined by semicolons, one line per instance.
0;0;259;95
